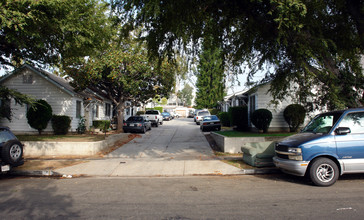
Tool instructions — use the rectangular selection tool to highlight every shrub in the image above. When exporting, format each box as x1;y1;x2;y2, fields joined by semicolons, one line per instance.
77;116;86;134
26;99;52;134
251;109;273;133
152;107;163;112
218;112;230;127
136;111;145;116
228;106;249;131
52;115;71;135
209;108;220;116
93;120;111;132
284;104;306;132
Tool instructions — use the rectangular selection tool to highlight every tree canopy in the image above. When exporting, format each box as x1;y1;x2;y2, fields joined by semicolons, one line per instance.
0;0;111;69
115;0;364;110
65;38;177;131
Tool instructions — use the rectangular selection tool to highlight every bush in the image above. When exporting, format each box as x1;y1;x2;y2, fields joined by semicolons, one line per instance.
218;112;230;127
251;109;273;133
93;120;111;132
26;99;52;134
284;104;306;132
136;111;145;115
52;115;71;135
209;108;220;116
228;106;249;131
154;107;163;112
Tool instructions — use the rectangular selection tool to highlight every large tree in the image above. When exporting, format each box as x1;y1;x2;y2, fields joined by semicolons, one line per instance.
177;84;194;107
65;39;177;131
0;0;111;69
115;0;364;110
195;44;225;109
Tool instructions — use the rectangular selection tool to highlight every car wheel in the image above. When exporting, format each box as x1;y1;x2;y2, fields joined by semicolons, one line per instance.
160;121;163;125
142;126;146;134
1;140;23;165
155;122;159;127
309;157;339;187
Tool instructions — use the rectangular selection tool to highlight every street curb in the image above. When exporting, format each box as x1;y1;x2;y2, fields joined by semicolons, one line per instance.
8;167;281;178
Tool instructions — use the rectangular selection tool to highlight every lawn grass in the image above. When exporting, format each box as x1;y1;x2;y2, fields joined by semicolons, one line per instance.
17;134;106;142
215;130;294;137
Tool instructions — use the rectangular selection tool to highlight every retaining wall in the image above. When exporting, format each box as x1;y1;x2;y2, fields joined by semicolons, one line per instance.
23;133;129;157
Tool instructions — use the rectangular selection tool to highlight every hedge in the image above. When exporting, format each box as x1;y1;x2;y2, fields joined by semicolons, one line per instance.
93;120;111;132
52;115;71;135
228;106;249;131
251;109;273;133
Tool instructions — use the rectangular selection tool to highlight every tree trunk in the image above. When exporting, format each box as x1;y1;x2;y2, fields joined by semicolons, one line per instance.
116;102;125;132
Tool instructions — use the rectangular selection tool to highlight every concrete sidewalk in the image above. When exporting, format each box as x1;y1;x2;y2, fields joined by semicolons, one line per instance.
11;157;278;177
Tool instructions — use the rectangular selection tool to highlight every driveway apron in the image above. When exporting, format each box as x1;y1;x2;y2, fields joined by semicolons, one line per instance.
55;118;243;177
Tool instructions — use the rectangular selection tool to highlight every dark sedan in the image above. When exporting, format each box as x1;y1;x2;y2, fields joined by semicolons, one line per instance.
123;116;152;133
200;115;221;132
162;112;172;121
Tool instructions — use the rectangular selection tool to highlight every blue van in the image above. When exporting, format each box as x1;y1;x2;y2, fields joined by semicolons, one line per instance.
273;108;364;186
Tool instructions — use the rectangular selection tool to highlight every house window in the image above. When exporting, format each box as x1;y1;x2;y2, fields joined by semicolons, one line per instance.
23;74;33;84
93;105;99;118
0;99;11;119
249;95;256;114
105;103;111;117
76;101;82;118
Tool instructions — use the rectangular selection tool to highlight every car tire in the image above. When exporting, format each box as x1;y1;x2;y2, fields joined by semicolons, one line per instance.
160;121;163;125
155;122;159;127
1;140;23;165
142;127;146;134
309;157;339;187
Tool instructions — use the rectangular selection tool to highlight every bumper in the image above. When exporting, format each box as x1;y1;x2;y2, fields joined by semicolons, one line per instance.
273;156;309;176
123;126;144;133
201;124;221;131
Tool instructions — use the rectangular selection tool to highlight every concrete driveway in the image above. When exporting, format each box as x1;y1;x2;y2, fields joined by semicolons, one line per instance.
55;118;244;177
106;118;214;159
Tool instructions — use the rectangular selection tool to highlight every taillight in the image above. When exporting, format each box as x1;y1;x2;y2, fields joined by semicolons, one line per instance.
123;123;127;126
155;116;157;119
203;122;208;125
137;123;142;127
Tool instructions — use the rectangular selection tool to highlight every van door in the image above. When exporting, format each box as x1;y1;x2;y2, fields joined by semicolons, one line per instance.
335;111;364;173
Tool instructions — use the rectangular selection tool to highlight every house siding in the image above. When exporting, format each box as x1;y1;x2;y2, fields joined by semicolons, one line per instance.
249;83;292;132
0;68;83;133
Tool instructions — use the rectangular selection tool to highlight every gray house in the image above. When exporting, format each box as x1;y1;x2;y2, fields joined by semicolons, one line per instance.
0;64;112;134
221;82;297;132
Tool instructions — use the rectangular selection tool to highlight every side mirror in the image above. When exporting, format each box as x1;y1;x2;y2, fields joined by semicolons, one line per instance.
335;127;351;135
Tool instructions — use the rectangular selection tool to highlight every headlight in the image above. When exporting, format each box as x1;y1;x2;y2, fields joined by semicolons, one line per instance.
287;147;302;161
288;148;302;154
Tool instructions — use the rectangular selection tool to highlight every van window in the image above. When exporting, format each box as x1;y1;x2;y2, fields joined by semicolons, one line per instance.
338;112;364;134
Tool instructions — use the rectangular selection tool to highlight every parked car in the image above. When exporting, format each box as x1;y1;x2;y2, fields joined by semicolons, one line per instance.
123;116;152;133
193;109;202;122
162;112;172;121
273;108;364;186
141;110;163;127
200;115;221;132
188;110;195;118
195;110;211;125
0;127;24;172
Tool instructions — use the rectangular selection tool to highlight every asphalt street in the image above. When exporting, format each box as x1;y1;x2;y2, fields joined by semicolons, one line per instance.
1;174;364;219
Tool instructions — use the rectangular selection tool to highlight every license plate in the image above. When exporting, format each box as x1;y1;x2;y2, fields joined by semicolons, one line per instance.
1;165;10;172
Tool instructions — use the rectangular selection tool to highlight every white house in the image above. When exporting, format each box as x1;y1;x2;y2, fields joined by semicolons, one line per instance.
220;82;299;132
0;64;112;134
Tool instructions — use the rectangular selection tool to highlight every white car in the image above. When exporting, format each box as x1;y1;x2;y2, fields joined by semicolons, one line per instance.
195;110;211;125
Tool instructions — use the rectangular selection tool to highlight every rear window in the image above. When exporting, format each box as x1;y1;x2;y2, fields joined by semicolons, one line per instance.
203;115;219;121
127;117;143;122
146;110;158;115
198;111;210;116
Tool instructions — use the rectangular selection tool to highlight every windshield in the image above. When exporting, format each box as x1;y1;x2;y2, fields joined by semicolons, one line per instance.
198;111;210;116
301;112;342;134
